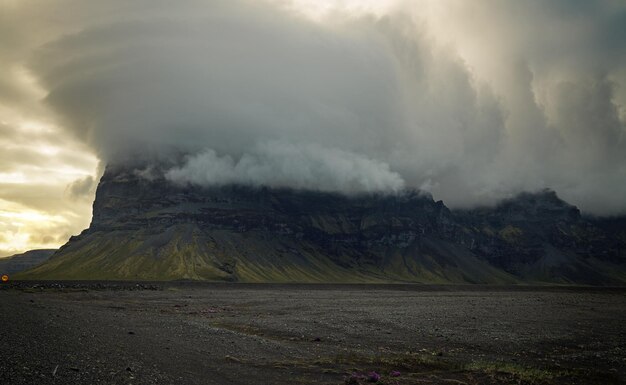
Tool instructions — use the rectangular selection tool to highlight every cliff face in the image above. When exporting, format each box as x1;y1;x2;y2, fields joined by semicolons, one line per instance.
455;191;626;284
21;166;626;284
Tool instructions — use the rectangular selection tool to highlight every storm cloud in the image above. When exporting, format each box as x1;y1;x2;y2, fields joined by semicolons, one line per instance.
4;0;626;215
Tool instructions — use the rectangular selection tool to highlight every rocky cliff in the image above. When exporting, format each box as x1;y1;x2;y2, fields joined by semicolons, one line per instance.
20;166;626;284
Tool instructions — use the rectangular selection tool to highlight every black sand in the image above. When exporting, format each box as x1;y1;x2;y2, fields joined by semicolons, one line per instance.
1;282;625;384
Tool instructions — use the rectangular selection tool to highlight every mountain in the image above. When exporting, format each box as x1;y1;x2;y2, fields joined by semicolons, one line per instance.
18;166;626;284
455;191;626;284
0;249;56;276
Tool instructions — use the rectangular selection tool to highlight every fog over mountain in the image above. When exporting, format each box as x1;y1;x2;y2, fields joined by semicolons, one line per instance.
3;0;626;215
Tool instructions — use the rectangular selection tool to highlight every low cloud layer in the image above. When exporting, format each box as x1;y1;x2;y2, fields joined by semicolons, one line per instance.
2;0;626;217
166;142;405;193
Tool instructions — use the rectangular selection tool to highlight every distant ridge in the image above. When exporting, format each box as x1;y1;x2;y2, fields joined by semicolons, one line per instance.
18;166;626;284
1;249;56;276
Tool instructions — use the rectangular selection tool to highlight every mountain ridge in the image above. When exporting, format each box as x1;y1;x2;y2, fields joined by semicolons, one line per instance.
18;166;626;284
1;249;56;276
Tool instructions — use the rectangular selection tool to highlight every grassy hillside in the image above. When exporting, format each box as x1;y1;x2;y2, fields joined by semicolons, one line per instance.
18;225;516;283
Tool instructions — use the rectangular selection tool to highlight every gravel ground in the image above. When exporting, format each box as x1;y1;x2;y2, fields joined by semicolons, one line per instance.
1;283;625;385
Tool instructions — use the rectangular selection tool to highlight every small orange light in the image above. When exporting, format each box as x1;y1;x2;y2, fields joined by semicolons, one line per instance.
1;274;8;282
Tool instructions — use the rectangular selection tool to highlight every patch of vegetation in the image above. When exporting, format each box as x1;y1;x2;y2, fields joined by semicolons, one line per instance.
464;361;567;384
498;225;524;243
330;350;453;372
215;340;618;385
269;350;457;384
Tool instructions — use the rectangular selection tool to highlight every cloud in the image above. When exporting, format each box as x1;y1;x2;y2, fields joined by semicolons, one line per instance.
166;141;404;194
1;0;626;216
66;175;96;201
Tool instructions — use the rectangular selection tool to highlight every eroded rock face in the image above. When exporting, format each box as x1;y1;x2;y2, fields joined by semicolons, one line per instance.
22;165;626;284
453;190;626;283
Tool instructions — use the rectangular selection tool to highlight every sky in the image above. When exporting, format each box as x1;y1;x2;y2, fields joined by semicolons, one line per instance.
1;0;625;257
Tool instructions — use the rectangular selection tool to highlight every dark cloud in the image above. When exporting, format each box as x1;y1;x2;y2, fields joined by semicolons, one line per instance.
2;0;626;215
66;176;96;201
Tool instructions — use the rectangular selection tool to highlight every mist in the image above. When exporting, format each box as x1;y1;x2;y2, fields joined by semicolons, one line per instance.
10;0;626;214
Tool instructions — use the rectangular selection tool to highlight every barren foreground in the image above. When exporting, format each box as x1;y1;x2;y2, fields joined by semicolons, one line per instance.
1;283;625;385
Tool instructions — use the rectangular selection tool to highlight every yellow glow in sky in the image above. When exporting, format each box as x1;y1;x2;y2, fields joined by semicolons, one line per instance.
0;197;86;257
0;116;98;258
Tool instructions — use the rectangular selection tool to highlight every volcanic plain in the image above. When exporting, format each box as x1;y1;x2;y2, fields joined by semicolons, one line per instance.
1;282;625;385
